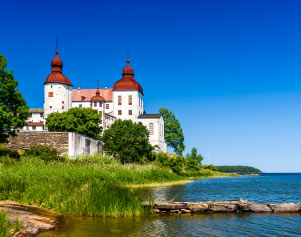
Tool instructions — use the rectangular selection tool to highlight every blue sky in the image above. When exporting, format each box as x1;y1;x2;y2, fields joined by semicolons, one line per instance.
1;0;301;172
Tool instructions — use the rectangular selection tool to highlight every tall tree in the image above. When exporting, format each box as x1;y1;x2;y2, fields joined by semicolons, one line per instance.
185;147;204;170
102;119;153;163
46;107;102;139
159;108;185;155
0;55;29;143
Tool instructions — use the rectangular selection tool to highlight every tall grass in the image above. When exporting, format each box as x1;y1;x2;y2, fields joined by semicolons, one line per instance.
0;154;182;217
0;211;9;237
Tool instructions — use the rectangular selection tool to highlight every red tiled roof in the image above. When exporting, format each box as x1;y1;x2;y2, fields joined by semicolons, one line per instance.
28;122;44;126
72;88;113;102
45;73;73;86
113;59;143;95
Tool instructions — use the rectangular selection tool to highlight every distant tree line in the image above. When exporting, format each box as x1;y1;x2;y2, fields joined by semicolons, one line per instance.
216;166;261;173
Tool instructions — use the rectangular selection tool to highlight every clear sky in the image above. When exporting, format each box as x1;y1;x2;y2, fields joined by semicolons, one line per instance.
1;0;301;172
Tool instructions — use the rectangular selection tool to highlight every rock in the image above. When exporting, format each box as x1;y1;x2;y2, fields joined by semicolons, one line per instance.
270;203;301;212
249;204;272;212
0;202;61;236
181;209;191;213
154;202;186;210
186;202;208;213
209;202;237;212
237;202;251;211
153;208;161;213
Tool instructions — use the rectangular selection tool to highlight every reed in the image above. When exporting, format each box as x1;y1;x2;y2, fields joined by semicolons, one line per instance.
0;154;182;217
0;211;9;237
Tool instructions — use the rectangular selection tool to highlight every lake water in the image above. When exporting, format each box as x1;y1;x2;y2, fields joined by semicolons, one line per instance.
40;173;301;236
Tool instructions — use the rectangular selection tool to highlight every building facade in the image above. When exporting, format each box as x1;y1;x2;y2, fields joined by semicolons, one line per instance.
24;49;167;152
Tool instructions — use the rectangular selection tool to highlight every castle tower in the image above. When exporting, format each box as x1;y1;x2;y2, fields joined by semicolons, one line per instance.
44;48;73;118
112;58;144;120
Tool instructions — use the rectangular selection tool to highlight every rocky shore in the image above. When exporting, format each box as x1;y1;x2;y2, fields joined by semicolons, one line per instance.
0;202;61;236
150;200;301;214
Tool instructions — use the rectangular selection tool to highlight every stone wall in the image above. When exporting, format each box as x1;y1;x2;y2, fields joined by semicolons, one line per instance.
4;131;69;154
2;131;103;157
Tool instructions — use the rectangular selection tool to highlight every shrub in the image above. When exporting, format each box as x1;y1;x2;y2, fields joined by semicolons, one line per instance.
0;146;20;160
23;145;64;162
202;164;218;171
155;152;185;174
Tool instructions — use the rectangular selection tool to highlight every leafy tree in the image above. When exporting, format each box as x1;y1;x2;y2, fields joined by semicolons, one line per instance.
159;108;185;155
101;119;153;163
185;147;204;170
0;55;29;143
46;107;102;139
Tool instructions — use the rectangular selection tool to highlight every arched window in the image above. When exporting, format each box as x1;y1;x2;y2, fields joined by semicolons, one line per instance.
128;95;132;105
149;123;154;135
118;96;122;105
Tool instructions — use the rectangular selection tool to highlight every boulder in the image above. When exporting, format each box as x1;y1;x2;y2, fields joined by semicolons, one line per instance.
181;209;191;213
237;202;251;211
186;202;208;213
209;202;237;212
249;204;272;212
270;203;301;212
154;202;186;210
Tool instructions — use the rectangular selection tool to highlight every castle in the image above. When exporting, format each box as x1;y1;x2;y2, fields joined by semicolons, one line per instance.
23;48;167;152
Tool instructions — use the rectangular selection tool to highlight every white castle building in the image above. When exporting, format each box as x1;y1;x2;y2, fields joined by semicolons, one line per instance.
24;48;167;152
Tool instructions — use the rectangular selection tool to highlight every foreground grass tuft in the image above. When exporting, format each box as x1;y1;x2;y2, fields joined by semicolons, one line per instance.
0;211;10;237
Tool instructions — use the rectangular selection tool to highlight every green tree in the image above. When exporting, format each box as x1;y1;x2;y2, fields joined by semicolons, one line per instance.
101;119;153;163
46;107;102;139
159;108;185;155
0;55;29;143
185;147;204;170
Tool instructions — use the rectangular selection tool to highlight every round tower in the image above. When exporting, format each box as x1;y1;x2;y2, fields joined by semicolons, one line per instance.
112;58;144;120
44;48;73;118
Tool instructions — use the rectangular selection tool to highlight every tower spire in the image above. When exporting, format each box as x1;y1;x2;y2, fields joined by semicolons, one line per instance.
56;37;58;55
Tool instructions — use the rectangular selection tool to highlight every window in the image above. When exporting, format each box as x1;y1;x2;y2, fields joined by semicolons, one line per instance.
50;106;52;109
100;120;102;124
62;106;64;109
128;110;132;115
79;104;82;108
51;85;53;88
62;101;64;104
99;103;102;107
106;104;109;109
94;102;97;107
128;95;132;105
149;123;154;135
40;113;43;118
118;96;122;105
32;126;36;131
118;110;122;115
48;92;53;97
30;113;32;118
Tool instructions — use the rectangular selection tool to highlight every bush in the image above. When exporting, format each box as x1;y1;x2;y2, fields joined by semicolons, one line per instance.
23;145;64;162
202;164;218;171
155;152;185;174
0;146;20;160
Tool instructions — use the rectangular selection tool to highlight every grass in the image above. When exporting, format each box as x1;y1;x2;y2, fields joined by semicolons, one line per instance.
0;154;183;217
0;154;237;217
0;211;10;237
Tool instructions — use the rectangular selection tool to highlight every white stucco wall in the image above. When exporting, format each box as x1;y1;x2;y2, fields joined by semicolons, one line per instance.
44;83;72;118
68;133;102;157
112;90;143;120
137;116;167;152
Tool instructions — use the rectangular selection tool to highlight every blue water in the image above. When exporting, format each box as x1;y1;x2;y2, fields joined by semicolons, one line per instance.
150;173;301;204
41;173;301;236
